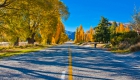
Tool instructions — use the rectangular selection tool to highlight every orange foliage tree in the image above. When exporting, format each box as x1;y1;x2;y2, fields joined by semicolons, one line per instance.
116;23;130;33
84;27;94;42
52;21;68;44
74;25;84;43
119;23;125;33
125;25;131;32
74;26;95;43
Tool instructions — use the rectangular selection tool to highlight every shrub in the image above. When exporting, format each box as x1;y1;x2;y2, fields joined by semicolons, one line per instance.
133;36;140;44
111;31;138;46
104;44;111;48
130;43;140;52
118;41;130;50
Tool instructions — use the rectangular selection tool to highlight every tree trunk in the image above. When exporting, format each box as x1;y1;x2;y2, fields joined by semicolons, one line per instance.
14;37;19;46
27;33;35;44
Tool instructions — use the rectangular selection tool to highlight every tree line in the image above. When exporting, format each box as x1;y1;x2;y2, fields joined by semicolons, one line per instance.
74;25;94;43
74;14;140;50
0;0;69;46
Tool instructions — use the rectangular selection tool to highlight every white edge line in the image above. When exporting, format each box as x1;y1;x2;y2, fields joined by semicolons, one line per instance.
61;71;66;80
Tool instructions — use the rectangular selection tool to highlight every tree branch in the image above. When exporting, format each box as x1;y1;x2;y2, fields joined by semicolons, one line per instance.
0;0;15;8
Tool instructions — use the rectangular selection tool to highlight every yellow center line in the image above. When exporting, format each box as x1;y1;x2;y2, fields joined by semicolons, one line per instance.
68;48;73;80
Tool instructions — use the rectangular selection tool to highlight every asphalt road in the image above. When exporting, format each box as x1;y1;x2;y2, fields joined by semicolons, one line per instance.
0;42;140;80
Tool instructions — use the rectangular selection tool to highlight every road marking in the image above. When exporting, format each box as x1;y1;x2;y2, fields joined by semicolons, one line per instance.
61;71;66;80
68;48;73;80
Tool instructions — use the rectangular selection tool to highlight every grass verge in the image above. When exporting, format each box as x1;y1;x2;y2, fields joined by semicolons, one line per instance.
0;45;50;59
110;49;130;54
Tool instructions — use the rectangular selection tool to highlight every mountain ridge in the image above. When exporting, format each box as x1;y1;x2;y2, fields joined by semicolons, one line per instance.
65;30;75;40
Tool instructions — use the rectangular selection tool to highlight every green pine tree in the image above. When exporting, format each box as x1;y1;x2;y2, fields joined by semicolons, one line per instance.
95;16;110;43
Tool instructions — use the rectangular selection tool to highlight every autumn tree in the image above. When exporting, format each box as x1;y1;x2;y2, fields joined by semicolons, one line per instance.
115;27;119;33
119;23;125;33
24;0;61;44
2;12;28;46
84;27;94;42
51;37;56;44
74;25;85;43
115;23;130;33
0;0;14;8
74;28;79;43
58;33;69;44
84;33;87;42
0;0;69;46
54;22;63;44
125;25;131;32
84;31;89;42
0;1;30;46
39;0;69;45
53;21;68;44
111;23;135;46
79;25;84;42
89;27;94;42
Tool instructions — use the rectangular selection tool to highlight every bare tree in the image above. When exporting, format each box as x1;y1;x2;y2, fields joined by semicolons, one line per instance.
131;7;140;36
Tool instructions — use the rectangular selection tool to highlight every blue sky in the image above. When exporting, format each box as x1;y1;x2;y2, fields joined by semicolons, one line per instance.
61;0;140;32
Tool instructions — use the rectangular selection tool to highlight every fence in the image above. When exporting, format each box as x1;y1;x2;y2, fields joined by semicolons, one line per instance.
0;42;28;47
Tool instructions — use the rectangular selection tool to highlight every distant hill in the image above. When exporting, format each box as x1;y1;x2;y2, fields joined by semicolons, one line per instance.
65;30;75;40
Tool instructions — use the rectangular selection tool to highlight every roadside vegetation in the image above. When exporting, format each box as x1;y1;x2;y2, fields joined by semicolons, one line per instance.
74;9;140;53
0;0;69;46
0;44;50;59
0;0;70;58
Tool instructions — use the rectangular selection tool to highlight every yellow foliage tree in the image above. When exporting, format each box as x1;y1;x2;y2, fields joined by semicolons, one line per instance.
51;36;56;44
55;22;61;44
125;25;130;32
86;32;90;42
53;21;68;44
84;27;94;42
89;27;94;42
79;25;85;42
116;27;119;33
40;27;48;45
74;25;85;43
119;23;125;33
116;23;125;33
116;23;131;33
75;26;95;43
74;28;79;43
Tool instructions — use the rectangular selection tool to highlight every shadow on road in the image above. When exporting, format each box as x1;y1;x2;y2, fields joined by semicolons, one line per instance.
0;45;70;80
0;64;61;80
0;42;140;80
70;45;140;79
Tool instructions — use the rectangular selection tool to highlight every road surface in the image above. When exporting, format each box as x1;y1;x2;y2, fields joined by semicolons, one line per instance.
0;42;140;80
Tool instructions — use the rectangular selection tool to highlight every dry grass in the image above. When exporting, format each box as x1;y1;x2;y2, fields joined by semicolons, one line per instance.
111;49;130;53
130;43;140;52
96;44;105;48
0;45;48;59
